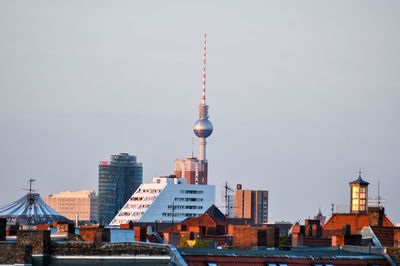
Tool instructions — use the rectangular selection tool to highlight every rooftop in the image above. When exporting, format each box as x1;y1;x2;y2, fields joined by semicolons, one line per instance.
178;246;386;260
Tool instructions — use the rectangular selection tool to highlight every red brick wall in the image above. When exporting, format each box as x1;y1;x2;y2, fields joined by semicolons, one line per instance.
16;230;50;254
80;225;104;242
292;233;304;246
56;222;75;234
37;224;50;230
94;230;110;247
120;223;133;229
323;214;394;237
0;243;32;264
134;227;147;242
233;227;259;249
394;228;400;247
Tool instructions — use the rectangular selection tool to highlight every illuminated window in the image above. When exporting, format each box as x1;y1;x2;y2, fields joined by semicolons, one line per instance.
352;186;359;198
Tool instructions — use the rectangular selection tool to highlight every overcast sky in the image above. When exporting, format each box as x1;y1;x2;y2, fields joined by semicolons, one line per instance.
0;0;399;224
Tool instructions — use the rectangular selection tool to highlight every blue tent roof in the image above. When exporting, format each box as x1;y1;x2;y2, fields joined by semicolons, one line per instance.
0;193;70;225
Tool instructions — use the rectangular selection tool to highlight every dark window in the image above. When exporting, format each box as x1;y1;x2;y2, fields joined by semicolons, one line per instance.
199;226;206;236
181;224;187;231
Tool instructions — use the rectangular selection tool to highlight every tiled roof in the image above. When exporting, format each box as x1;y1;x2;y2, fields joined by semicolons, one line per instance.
370;226;394;247
179;246;388;260
323;214;394;235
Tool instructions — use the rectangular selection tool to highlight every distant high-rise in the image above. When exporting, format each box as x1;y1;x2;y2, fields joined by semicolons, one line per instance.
234;185;268;224
45;190;98;223
174;157;208;185
98;153;143;225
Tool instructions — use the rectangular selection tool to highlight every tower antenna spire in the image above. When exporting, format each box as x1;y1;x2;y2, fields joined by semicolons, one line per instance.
202;33;206;103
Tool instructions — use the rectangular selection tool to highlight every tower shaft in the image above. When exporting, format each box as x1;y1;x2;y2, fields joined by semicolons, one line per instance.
199;137;206;161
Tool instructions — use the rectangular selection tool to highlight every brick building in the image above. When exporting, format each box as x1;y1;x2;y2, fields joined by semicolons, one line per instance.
323;208;394;237
162;205;226;246
174;157;208;185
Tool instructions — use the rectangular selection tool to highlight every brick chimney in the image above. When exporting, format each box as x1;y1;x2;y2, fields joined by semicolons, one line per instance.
368;207;384;227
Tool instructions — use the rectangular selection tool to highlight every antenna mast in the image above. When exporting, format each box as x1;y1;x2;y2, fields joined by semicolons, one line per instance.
378;180;381;208
202;33;206;103
224;182;234;235
28;179;36;205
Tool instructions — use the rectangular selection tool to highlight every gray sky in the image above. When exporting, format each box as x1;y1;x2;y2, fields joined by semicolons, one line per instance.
0;0;399;224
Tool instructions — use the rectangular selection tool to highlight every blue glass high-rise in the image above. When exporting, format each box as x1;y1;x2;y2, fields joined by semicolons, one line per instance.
98;153;143;225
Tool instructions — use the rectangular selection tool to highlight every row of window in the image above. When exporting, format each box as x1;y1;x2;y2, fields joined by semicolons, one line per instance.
180;190;204;194
136;189;162;193
175;197;203;202
162;213;200;217
168;205;203;210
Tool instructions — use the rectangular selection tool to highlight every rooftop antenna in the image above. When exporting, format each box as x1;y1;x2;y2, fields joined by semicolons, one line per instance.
378;180;381;208
331;203;335;237
27;179;36;226
224;181;234;235
22;179;37;205
202;33;207;104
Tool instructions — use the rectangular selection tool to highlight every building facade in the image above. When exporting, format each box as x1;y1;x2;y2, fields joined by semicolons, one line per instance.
234;186;268;224
45;190;98;223
98;153;143;225
109;176;215;226
174;157;208;185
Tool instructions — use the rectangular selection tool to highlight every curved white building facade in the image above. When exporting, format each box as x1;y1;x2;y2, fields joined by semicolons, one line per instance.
109;177;215;225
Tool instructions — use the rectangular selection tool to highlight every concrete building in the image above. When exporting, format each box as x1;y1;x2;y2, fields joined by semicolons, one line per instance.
174;157;208;185
45;190;98;223
234;186;268;224
98;153;143;225
109;176;215;226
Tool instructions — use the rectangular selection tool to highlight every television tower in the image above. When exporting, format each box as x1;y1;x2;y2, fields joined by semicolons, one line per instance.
193;33;213;161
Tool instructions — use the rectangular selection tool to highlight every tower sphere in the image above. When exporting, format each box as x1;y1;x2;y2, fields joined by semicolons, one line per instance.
193;119;213;138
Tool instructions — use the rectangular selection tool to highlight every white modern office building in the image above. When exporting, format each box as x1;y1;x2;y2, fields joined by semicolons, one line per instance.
109;176;215;225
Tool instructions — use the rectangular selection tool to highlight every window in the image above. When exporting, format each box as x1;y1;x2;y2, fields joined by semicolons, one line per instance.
352;186;359;198
206;262;217;266
181;225;187;231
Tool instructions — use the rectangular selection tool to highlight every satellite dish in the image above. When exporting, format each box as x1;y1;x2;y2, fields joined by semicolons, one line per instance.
147;225;153;235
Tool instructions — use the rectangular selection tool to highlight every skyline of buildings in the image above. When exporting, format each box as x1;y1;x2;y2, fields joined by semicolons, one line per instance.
0;29;397;226
98;153;143;225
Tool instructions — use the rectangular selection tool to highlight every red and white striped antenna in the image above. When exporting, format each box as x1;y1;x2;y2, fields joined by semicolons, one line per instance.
202;33;207;103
